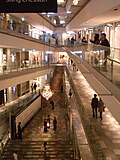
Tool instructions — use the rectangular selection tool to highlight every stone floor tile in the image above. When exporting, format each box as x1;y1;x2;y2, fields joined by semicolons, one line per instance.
106;157;112;160
114;149;120;155
98;140;107;148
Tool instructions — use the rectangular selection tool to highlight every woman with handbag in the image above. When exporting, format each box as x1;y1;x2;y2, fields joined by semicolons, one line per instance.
98;98;105;121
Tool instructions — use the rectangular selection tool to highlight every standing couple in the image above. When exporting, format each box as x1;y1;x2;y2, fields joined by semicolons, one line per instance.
91;94;105;121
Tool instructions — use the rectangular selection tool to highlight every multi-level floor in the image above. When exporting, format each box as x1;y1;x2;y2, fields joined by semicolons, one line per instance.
0;1;120;159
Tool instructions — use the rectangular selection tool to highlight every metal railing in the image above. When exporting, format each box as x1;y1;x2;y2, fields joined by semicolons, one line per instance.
0;90;40;153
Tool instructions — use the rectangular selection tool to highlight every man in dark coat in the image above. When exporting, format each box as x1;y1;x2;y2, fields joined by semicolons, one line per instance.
91;94;98;119
100;33;110;65
18;122;22;140
50;100;54;110
53;117;57;131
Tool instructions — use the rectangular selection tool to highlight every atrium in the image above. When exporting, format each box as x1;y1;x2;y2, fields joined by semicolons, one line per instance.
0;0;120;160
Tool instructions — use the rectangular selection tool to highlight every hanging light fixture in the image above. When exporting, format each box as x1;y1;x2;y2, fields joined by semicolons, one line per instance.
41;84;53;100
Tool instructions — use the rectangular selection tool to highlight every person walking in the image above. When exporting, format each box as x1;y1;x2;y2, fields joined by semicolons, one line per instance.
44;119;47;133
81;36;87;43
60;85;63;93
69;88;72;98
13;151;18;160
53;117;57;131
44;145;47;160
17;122;22;140
47;115;50;128
98;98;104;121
50;100;54;110
31;83;34;93
91;94;98;119
34;83;37;92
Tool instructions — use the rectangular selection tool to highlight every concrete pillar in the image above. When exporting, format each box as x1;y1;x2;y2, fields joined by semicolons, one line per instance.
16;52;21;69
7;87;12;103
112;23;115;48
0;48;3;73
6;48;11;70
41;52;43;66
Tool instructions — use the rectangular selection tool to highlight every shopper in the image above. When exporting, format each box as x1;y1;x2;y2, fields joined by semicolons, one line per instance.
91;94;98;119
69;88;72;98
81;36;87;43
71;37;75;45
17;122;22;140
60;85;63;93
98;98;104;121
53;117;57;131
34;83;37;92
43;141;47;160
31;83;34;93
44;119;47;133
90;33;100;44
47;115;50;128
50;100;54;110
13;151;18;160
100;33;110;65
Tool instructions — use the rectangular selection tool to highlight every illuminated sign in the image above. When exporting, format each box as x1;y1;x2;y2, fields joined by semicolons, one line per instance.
0;0;57;13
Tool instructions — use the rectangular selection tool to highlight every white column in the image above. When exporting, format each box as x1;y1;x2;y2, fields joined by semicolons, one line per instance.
6;48;11;70
7;87;12;103
0;48;3;73
112;23;115;48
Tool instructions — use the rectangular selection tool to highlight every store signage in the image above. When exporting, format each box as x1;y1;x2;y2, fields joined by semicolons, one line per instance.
0;0;57;13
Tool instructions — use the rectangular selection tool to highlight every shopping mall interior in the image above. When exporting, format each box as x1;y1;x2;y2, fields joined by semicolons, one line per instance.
0;0;120;160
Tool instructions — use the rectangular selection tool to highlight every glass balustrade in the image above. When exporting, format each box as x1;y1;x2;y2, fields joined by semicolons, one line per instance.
0;91;40;151
70;43;120;89
0;57;53;76
0;18;56;45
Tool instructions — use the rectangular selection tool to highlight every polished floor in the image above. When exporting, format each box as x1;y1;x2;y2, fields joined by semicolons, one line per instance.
1;66;75;160
1;65;120;160
67;65;120;160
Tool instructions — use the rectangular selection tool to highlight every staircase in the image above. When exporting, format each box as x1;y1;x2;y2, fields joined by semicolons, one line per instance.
1;140;75;160
1;66;79;160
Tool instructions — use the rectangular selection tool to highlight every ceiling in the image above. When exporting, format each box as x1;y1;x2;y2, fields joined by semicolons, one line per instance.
40;0;91;27
10;0;120;33
75;4;120;30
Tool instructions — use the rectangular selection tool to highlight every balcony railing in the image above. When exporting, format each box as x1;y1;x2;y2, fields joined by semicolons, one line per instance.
68;43;120;89
0;18;56;45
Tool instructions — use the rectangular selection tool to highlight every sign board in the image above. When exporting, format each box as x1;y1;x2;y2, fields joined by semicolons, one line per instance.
0;0;57;13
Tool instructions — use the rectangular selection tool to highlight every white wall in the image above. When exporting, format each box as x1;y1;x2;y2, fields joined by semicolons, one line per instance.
66;0;120;31
16;96;41;129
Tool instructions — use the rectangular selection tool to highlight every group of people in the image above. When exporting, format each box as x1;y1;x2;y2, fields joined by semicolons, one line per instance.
91;94;105;121
90;33;110;65
44;115;57;133
67;37;76;45
31;83;37;93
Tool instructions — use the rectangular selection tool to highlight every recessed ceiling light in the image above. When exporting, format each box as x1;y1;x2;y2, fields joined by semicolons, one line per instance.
21;17;25;21
67;11;71;14
53;19;56;24
47;12;55;14
73;0;79;5
22;48;25;51
60;20;65;24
